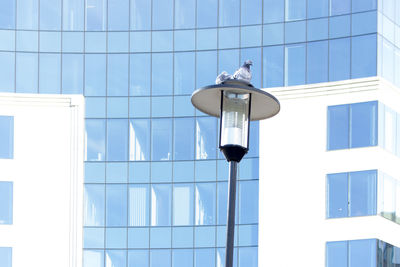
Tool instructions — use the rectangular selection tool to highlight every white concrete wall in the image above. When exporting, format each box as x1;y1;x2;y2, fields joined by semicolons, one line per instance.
0;94;84;267
259;77;400;266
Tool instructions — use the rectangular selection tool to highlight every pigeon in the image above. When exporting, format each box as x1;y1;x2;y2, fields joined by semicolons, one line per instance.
215;71;233;84
233;60;252;83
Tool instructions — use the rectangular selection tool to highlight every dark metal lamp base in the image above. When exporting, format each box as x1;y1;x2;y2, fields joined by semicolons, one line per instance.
220;145;248;162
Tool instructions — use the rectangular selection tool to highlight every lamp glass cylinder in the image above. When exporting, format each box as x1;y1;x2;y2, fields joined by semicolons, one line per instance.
220;91;250;149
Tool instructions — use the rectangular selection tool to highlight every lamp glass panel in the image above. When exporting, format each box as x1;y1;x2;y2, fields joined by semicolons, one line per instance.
220;91;250;148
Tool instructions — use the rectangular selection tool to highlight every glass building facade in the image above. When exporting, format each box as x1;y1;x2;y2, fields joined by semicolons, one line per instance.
0;0;397;266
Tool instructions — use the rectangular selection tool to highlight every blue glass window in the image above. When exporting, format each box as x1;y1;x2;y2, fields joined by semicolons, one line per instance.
195;183;216;225
352;0;376;12
195;226;215;247
195;117;217;160
351;35;377;79
85;97;105;118
197;29;217;50
307;41;328;84
85;0;106;31
106;184;127;227
172;249;193;267
105;162;127;183
196;51;217;88
241;26;261;47
128;228;149;248
130;54;151;96
241;0;262;25
239;181;258;224
108;32;128;53
307;18;328;41
238;225;258;246
16;0;38;30
153;0;173;30
106;250;126;267
107;119;128;161
219;28;239;49
349;170;377;216
85;54;106;96
172;227;193;248
263;23;284;45
85;32;106;53
152;31;173;52
352;11;377;36
218;49;239;76
329;15;350;39
195;249;215;267
329;38;350;82
0;182;12;224
152;53;173;96
62;32;84;53
63;0;84;31
263;46;284;88
84;184;105;226
152;119;172;161
307;0;328;19
83;250;104;267
285;0;306;21
16;31;38;52
285;44;306;86
285;21;306;43
195;160;216;182
327;104;349;150
40;0;61;30
106;228;126;248
0;52;15;93
0;0;15;29
349;239;376;267
263;0;284;23
239;247;258;267
129;119;150;161
85;119;106;161
108;0;129;30
151;184;172;226
150;250;171;267
217;182;228;224
219;0;240;27
84;162;105;183
174;118;194;160
84;227;104;248
173;162;194;183
174;30;195;51
108;54;128;96
0;247;12;267
129;250;149;267
0;30;14;51
197;0;217;28
152;97;172;117
130;97;150;118
40;32;61;53
326;241;347;267
327;173;349;218
62;54;83;94
330;0;350;16
174;96;194;116
16;53;38;93
173;184;194;225
129;184;149;226
175;0;195;29
107;97;128;118
150;228;171;248
0;116;14;159
350;101;377;148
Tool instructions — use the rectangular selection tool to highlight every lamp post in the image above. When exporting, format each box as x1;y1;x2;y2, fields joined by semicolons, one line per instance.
191;79;280;267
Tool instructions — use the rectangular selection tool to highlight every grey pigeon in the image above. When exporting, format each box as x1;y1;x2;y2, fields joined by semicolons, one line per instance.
233;60;252;83
215;71;233;84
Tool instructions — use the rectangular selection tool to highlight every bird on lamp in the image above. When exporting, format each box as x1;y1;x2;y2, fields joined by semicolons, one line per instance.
215;60;253;84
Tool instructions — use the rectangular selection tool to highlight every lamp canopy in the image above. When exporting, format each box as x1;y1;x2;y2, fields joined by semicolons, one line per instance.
191;80;280;121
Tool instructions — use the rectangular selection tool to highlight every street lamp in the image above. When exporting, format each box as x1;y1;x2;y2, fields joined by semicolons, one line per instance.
191;79;280;267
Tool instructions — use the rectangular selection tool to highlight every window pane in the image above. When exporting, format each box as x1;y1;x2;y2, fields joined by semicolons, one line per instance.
175;0;195;29
384;107;396;153
0;52;15;92
330;0;350;16
152;119;172;161
195;249;215;267
128;250;149;267
129;119;150;161
219;0;240;27
172;249;193;267
263;0;284;23
84;184;105;226
39;54;61;94
16;53;38;93
285;44;306;86
239;247;257;267
86;97;105;118
307;0;328;18
106;250;126;267
151;184;172;226
106;228;126;249
173;184;194;225
106;184;127;226
0;247;12;267
326;241;347;267
263;46;284;88
307;41;328;84
285;21;306;43
239;181;258;224
196;51;217;88
349;170;377;216
108;0;129;30
329;38;351;82
327;104;349;150
152;53;173;96
63;0;84;30
107;119;128;161
0;0;15;29
150;227;171;248
128;228;149;248
349;239;376;267
83;250;104;267
351;34;377;79
85;0;106;31
195;183;216;225
0;116;14;159
352;0;376;12
150;250;171;267
17;0;38;29
197;0;217;28
307;18;328;41
152;31;173;52
129;184;149;226
40;0;61;30
85;119;106;161
152;0;173;30
327;173;348;218
0;182;13;224
350;101;377;148
285;0;306;21
195;117;217;160
130;54;151;96
241;0;262;25
174;118;194;160
382;174;395;221
108;54;128;96
85;54;106;96
62;54;83;94
84;228;104;248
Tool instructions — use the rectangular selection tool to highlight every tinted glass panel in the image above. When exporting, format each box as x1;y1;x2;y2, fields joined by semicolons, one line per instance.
153;0;173;30
85;119;106;161
326;241;347;267
0;52;15;92
307;0;328;18
263;46;284;88
172;249;193;267
152;53;173;96
17;0;38;29
239;181;259;224
0;0;15;29
330;0;350;15
62;54;83;94
351;35;377;79
264;0;284;23
16;53;38;93
108;54;129;96
129;250;149;267
85;0;106;31
129;184;149;226
327;173;348;218
151;184;172;226
152;119;172;161
349;239;376;267
195;183;216;225
0;116;14;159
350;101;377;148
349;171;377;216
129;119;150;161
106;184;127;227
327;104;349;150
84;184;105;226
197;0;217;28
130;54;151;96
219;0;240;26
40;0;61;30
307;41;328;84
0;182;13;224
195;117;217;160
130;0;151;30
175;0;195;29
85;54;106;96
63;0;84;30
83;250;104;267
174;118;195;160
173;184;194;225
108;0;129;30
39;54;61;94
0;247;12;267
329;38;351;81
285;44;306;86
285;0;306;21
107;119;128;161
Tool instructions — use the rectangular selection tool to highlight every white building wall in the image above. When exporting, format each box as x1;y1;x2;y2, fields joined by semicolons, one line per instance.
259;77;400;266
0;94;84;267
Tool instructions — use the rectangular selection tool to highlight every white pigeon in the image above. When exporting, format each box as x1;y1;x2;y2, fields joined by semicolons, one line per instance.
233;60;252;83
215;71;233;84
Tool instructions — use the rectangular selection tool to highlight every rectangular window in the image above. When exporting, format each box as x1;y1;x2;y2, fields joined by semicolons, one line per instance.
0;247;12;267
0;182;13;224
0;116;14;159
327;170;377;218
326;239;378;267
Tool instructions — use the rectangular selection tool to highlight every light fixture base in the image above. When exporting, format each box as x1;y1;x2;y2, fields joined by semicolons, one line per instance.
220;144;248;162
